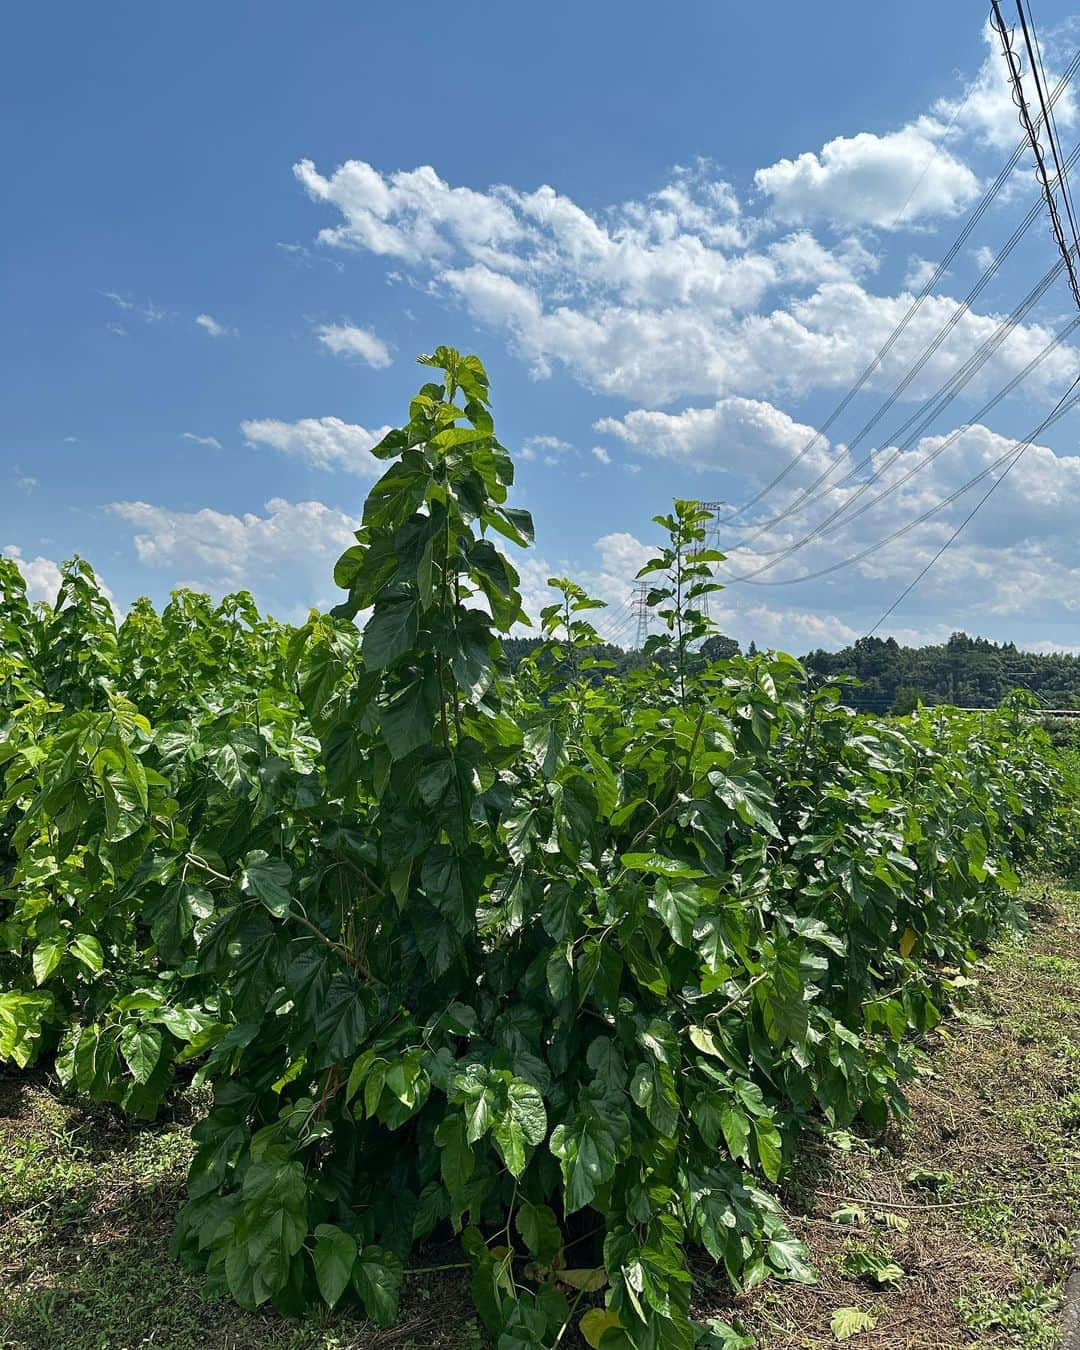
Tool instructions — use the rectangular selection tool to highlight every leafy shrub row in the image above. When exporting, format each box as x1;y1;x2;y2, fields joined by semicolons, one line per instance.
0;349;1065;1348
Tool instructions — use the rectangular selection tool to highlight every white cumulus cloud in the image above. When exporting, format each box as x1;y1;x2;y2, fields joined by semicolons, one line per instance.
241;416;393;475
1;546;115;610
936;21;1078;151
108;498;359;617
754;125;980;230
2;546;65;605
293;152;1075;407
315;322;393;368
596;396;824;477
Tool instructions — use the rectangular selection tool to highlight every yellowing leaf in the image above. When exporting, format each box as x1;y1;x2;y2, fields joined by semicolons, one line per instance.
560;1266;607;1292
829;1204;866;1226
899;927;917;959
688;1024;724;1058
580;1307;623;1347
831;1305;876;1339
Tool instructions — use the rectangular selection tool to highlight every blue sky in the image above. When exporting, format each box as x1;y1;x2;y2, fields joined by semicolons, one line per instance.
3;1;1080;653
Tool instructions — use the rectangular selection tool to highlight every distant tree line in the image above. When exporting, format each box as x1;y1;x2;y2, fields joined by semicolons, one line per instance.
506;630;1080;714
802;632;1080;714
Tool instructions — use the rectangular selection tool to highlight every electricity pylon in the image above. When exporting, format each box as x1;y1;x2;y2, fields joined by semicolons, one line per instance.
632;580;650;650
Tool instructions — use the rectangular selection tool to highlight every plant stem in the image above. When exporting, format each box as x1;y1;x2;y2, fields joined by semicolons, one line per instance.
707;970;770;1020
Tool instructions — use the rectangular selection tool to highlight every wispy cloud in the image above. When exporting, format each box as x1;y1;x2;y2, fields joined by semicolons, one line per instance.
195;312;236;338
275;240;344;272
181;431;222;449
521;434;573;464
100;291;167;323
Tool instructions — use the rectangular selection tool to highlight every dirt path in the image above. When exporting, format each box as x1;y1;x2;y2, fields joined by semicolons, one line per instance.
701;877;1080;1348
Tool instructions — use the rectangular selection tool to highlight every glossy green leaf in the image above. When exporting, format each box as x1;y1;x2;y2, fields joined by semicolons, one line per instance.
119;1023;163;1084
313;1224;357;1307
240;851;292;918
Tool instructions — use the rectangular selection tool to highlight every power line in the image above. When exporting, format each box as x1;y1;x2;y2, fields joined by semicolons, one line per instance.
600;611;633;641
888;81;974;229
1016;0;1080;256
720;18;1080;642
598;599;636;646
865;370;1080;636
729;150;1080;549
738;314;1079;580
837;11;1080;642
722;256;1077;581
714;48;1080;528
605;616;637;648
724;380;1080;589
598;596;637;642
991;0;1080;312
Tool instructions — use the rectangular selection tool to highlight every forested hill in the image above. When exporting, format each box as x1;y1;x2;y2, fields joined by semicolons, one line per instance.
505;632;1080;712
802;633;1080;712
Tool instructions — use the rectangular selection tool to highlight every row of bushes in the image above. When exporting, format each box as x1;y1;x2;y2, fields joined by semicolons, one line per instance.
0;349;1067;1348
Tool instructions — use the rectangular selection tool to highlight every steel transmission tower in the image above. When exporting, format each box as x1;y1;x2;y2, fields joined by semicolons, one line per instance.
631;581;650;650
630;502;726;649
689;500;726;622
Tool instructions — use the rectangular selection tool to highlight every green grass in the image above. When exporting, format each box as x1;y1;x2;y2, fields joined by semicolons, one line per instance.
0;1083;482;1350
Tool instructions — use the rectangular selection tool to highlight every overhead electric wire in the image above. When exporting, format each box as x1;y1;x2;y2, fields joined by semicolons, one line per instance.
729;146;1080;549
732;11;1080;637
864;369;1080;635
714;48;1080;529
992;0;1080;311
738;259;1074;565
722;253;1077;580
734;313;1079;579
599;600;638;646
721;378;1080;588
888;84;974;229
600;600;634;633
1020;0;1080;249
604;615;637;646
702;7;1080;647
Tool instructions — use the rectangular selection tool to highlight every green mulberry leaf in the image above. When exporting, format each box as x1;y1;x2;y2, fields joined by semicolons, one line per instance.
313;1223;357;1307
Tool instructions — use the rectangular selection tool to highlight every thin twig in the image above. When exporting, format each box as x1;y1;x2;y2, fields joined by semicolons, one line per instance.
184;852;230;885
289;909;369;977
554;1287;587;1345
813;1189;1058;1212
403;1262;473;1275
707;971;770;1021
